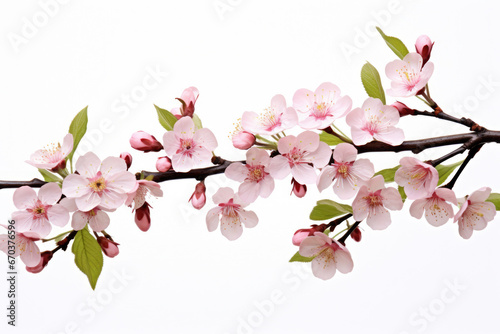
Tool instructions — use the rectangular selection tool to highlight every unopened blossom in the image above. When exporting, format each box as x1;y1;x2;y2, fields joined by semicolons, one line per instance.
171;86;199;118
26;250;53;273
395;157;438;200
206;187;258;241
291;178;307;198
156;156;172;172
385;52;434;97
410;188;457;226
129;131;163;152
97;237;120;258
163;116;218;172
392;101;414;117
346;97;404;146
189;181;207;210
241;94;298;135
352;175;404;230
454;187;496;239
62;152;137;212
119;152;133;170
11;183;69;238
317;143;374;200
135;202;151;232
415;35;434;65
350;227;362;242
26;133;73;171
0;229;41;267
268;131;331;185
292;226;326;246
225;148;274;203
293;82;352;130
299;232;354;280
126;180;163;210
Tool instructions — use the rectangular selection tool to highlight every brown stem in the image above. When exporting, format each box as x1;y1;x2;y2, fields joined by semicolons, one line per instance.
338;221;361;245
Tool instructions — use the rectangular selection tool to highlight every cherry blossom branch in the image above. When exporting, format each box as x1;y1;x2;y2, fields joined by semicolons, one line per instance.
412;109;486;132
52;230;77;253
443;144;484;190
338;221;361;245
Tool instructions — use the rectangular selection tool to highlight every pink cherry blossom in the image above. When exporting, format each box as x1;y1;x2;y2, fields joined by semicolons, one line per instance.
241;94;298;135
26;133;73;170
129;131;163;152
454;187;496;239
299;232;354;280
291;178;307;198
317;143;374;199
156;156;172;172
163;116;218;172
206;187;258;241
171;86;199;118
293;82;352;130
135;202;151;232
11;183;69;238
410;188;457;226
415;35;434;65
126;180;163;210
225;148;274;203
230;119;256;150
0;228;41;267
385;52;434;97
97;237;120;258
268;131;332;185
395;157;439;200
346;98;404;146
352;175;404;230
26;251;53;273
71;207;113;232
189;181;206;210
62;152;137;212
119;152;132;170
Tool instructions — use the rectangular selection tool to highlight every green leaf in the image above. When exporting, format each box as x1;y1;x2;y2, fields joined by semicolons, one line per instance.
361;62;386;104
289;251;314;263
310;200;352;221
155;104;178;131
38;169;62;183
193;114;203;129
376;27;410;60
436;160;463;186
319;131;345;146
398;186;407;203
374;165;400;183
72;227;103;290
67;106;88;163
486;193;500;211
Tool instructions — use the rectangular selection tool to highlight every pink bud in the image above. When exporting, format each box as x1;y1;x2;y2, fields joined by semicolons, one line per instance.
189;181;206;210
156;156;172;172
97;237;120;258
292;229;315;246
26;251;53;274
120;152;133;170
129;131;163;152
232;131;256;150
392;101;414;117
350;227;362;242
177;87;199;118
135;202;151;232
415;35;434;65
291;178;307;198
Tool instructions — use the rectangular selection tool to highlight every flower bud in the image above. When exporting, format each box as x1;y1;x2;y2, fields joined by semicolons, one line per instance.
177;87;199;118
135;202;151;232
26;251;53;274
291;178;307;198
129;131;163;152
292;229;314;246
156;156;172;172
97;237;120;258
350;227;362;242
189;181;206;210
120;152;133;170
415;35;434;65
392;101;414;117
232;131;256;150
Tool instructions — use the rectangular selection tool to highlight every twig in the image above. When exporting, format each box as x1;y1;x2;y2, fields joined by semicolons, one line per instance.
443;144;483;189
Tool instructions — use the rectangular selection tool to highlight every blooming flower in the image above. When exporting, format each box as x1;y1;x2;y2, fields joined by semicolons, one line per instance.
11;183;69;238
268;131;332;185
352;175;404;230
299;232;354;280
346;97;404;146
72;207;113;232
0;229;41;267
125;180;163;210
163;116;218;172
26;133;73;170
129;131;163;152
206;187;258;241
385;52;434;97
241;94;298;135
62;152;137;212
293;82;352;130
454;187;496;239
395;157;439;200
317;143;374;199
225;148;274;203
171;86;199;118
410;188;457;226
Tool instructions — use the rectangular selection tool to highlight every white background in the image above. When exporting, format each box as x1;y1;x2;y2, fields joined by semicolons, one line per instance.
1;0;500;333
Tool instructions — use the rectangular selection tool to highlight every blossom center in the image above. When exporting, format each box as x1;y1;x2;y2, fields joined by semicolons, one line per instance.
88;173;107;193
28;200;50;219
259;107;281;131
39;142;63;163
178;138;195;155
311;102;331;120
285;147;305;166
246;165;268;183
219;199;241;218
363;191;383;207
362;114;381;135
335;162;352;178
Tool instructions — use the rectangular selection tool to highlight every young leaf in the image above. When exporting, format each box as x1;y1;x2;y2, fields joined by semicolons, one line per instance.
361;62;386;104
72;227;104;290
436;160;463;186
486;193;500;210
319;131;345;146
376;27;410;60
289;251;314;263
38;169;62;183
310;200;352;221
193;114;203;129
374;165;400;183
155;104;178;131
67;106;88;163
